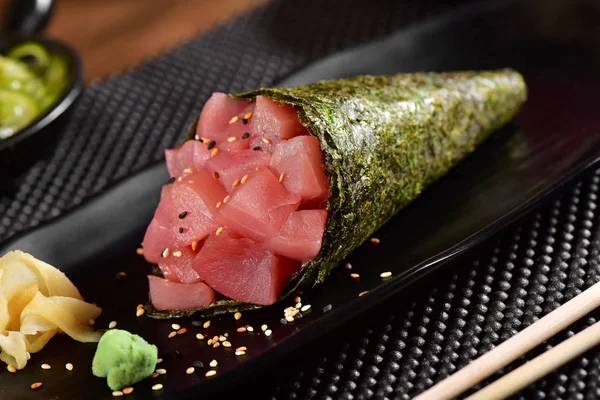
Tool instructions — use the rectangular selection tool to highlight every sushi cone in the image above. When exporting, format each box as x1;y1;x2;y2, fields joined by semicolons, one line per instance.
147;69;527;318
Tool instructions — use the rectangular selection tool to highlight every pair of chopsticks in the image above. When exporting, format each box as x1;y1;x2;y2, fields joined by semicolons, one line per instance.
414;280;600;400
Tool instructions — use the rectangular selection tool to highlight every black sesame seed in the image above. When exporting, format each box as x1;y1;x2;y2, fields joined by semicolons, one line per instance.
168;177;176;184
323;304;333;313
280;318;288;325
161;248;168;258
191;320;202;327
241;118;248;124
207;140;216;150
196;137;204;143
178;211;188;219
253;146;261;151
213;172;220;179
242;132;250;139
192;361;204;369
179;227;184;233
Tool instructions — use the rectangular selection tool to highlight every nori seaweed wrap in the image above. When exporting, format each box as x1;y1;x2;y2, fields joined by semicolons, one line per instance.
148;69;527;318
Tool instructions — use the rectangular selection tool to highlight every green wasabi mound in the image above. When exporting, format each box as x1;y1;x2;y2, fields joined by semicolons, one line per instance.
92;329;158;391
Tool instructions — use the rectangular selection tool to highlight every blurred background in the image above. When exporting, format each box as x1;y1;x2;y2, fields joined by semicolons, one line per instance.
1;0;269;82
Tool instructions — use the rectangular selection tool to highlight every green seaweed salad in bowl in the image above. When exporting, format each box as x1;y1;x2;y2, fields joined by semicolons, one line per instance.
0;36;82;178
0;41;68;139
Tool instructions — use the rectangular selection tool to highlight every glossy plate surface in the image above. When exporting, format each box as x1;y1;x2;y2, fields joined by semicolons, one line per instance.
2;0;600;398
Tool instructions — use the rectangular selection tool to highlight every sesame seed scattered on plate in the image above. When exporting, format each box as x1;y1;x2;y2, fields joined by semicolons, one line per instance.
265;329;273;337
41;364;51;370
186;367;195;375
156;368;167;375
359;291;368;297
178;328;187;335
261;324;268;332
168;332;177;339
209;359;218;368
301;304;312;312
65;363;74;371
205;370;217;377
234;312;242;320
370;237;381;244
112;390;123;397
152;384;163;391
380;271;392;278
237;326;246;333
350;273;360;279
31;382;42;390
108;321;117;329
235;351;246;356
223;341;232;347
136;308;145;317
123;387;134;395
246;326;254;332
7;365;16;373
203;321;211;328
196;333;205;340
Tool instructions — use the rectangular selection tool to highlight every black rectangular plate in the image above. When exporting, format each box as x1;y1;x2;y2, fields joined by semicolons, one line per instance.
2;0;600;398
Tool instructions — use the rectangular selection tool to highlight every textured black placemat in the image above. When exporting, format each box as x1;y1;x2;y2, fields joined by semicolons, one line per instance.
3;0;600;399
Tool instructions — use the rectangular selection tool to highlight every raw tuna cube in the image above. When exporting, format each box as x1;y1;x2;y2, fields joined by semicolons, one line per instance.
205;149;271;191
248;96;308;152
148;275;215;310
268;210;327;261
196;92;254;151
216;168;301;242
193;233;300;305
141;170;226;263
158;246;202;284
270;135;330;208
165;140;211;178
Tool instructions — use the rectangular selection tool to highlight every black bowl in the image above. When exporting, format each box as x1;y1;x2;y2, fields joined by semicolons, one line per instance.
0;34;83;180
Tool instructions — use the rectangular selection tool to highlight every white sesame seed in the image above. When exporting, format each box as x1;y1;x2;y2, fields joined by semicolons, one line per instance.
172;323;181;330
207;339;213;345
370;237;380;244
246;326;254;332
350;273;360;279
205;370;217;377
136;308;145;317
235;351;246;356
234;312;242;320
7;365;16;373
168;331;177;339
359;291;368;297
279;172;285;182
209;359;218;368
112;390;124;397
178;328;187;335
261;324;268;332
123;387;134;395
213;342;220;348
216;201;222;209
203;321;211;328
31;382;42;390
196;333;205;340
223;341;232;347
157;358;163;364
136;248;144;255
237;327;246;333
262;137;271;144
285;315;294;322
301;304;312;312
41;363;51;370
232;179;240;187
192;241;198;251
229;116;239;124
156;368;166;375
173;250;182;257
227;137;237;142
236;346;247;352
65;363;74;371
294;296;301;303
152;383;163;391
244;112;253;119
223;195;230;204
108;321;117;329
161;248;170;258
186;367;195;374
295;302;302;309
216;227;224;236
265;329;272;337
219;335;226;341
210;148;220;158
380;271;392;278
240;174;249;184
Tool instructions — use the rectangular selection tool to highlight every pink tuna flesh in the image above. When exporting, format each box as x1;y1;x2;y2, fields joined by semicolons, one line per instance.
148;275;215;310
193;233;300;305
270;135;330;208
205;149;271;191
158;246;202;284
165;139;211;179
248;96;308;152
268;209;327;262
216;168;301;242
196;92;254;151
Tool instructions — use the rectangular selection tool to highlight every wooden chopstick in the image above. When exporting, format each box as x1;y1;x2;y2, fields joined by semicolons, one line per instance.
466;319;600;400
414;280;600;400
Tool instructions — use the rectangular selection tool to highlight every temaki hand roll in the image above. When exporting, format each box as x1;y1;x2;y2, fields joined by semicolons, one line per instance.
141;69;527;318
